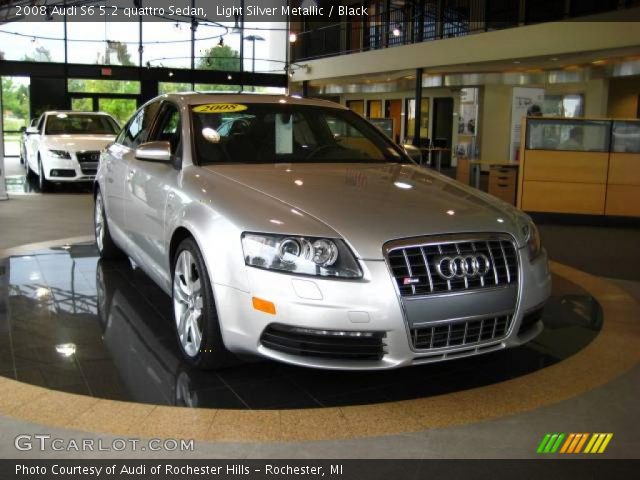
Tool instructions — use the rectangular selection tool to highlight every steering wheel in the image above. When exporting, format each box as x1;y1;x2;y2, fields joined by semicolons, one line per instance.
229;119;251;136
306;143;343;160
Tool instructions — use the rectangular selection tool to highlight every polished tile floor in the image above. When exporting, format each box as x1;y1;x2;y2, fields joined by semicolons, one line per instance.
0;242;601;410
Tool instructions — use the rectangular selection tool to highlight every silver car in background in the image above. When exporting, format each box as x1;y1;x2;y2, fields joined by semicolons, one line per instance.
94;93;551;370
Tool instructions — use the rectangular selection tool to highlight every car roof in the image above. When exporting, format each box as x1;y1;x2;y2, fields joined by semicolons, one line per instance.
44;111;113;116
158;92;348;110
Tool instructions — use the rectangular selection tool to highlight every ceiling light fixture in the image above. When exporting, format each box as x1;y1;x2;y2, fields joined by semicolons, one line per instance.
55;343;76;357
232;14;241;34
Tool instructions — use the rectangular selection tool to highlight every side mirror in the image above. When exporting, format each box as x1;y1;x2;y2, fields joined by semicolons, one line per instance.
26;126;39;135
19;126;26;133
135;141;172;162
403;144;422;164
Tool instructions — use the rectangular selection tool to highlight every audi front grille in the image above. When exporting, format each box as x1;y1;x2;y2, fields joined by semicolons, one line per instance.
76;151;101;163
385;235;519;297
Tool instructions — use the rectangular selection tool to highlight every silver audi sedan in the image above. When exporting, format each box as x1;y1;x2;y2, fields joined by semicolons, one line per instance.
94;93;551;370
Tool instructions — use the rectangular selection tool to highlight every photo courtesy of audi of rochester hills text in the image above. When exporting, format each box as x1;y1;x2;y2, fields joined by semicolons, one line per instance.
0;0;639;478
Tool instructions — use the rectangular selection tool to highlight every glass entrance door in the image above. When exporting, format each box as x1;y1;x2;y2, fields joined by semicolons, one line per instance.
1;76;30;157
69;95;138;127
98;97;137;126
71;97;93;112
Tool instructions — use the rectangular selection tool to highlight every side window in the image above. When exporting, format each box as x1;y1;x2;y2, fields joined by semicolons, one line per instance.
115;123;128;145
149;103;181;155
121;102;161;149
37;114;45;132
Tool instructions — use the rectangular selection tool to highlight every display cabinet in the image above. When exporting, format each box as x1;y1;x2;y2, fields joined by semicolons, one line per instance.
517;117;640;217
607;121;640;216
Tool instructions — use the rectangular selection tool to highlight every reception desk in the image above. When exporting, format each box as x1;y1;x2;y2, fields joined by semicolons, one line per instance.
517;117;640;217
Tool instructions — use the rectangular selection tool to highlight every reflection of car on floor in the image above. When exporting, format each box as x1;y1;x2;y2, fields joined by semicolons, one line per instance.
96;259;231;407
94;93;551;371
24;111;120;191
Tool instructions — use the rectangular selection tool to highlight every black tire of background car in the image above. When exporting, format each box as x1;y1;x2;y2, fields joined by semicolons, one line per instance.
172;238;237;370
25;157;34;178
95;190;127;260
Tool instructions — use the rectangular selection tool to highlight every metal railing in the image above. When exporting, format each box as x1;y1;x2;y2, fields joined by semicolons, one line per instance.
292;0;630;62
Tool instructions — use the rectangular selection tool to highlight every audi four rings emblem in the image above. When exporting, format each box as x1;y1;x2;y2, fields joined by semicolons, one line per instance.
435;254;491;280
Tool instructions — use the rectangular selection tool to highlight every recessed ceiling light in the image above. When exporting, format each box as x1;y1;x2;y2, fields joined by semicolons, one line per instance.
446;210;455;216
55;343;76;357
394;181;412;190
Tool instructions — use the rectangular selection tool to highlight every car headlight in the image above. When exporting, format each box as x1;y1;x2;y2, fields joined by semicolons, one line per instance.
522;220;542;261
48;149;71;159
241;233;363;279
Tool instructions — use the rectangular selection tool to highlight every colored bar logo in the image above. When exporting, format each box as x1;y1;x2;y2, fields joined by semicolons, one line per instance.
537;433;613;454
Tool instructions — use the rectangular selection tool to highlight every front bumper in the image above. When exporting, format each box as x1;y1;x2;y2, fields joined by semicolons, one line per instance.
213;247;551;370
42;153;98;182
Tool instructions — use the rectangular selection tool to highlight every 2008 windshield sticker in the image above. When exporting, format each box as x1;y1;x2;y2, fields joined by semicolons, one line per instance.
193;104;248;113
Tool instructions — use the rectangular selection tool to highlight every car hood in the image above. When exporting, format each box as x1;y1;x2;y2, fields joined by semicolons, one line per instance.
44;135;115;152
202;163;525;260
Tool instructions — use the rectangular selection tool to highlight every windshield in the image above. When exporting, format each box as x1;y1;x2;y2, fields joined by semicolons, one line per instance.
191;103;406;165
45;114;119;135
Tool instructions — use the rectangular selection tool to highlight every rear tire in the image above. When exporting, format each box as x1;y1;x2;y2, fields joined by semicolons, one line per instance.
172;237;235;370
94;189;126;260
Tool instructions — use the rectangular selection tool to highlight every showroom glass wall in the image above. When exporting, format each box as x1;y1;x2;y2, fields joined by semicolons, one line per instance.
0;0;288;156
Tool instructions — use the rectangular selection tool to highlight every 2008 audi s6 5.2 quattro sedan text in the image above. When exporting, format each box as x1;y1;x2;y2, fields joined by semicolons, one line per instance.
94;93;551;370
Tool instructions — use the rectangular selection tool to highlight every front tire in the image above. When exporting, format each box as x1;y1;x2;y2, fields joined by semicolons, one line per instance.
38;157;51;192
94;190;126;260
172;238;234;370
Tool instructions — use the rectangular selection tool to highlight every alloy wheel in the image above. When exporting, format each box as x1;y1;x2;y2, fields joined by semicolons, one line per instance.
95;194;105;252
173;250;204;357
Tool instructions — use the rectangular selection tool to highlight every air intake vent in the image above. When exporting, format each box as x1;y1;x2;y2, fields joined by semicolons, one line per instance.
411;314;513;351
260;324;386;361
